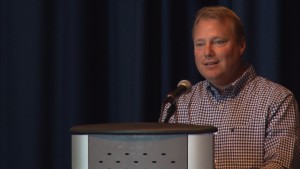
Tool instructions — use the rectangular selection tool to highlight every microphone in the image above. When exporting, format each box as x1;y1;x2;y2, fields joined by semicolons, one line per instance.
163;80;192;104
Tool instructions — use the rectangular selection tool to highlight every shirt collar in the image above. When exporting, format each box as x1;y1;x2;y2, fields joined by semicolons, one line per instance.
204;64;256;99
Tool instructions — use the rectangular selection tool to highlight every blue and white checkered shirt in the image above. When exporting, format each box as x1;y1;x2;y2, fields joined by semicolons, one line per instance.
162;65;300;168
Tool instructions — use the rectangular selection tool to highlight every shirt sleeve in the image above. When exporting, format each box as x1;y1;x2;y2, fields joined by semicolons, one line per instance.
263;92;300;168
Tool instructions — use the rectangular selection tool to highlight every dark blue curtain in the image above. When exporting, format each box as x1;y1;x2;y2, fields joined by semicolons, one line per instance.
1;0;299;168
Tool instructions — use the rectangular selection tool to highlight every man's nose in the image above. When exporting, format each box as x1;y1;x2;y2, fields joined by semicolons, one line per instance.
204;43;214;58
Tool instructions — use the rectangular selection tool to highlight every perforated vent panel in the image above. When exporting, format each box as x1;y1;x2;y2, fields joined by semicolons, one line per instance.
88;134;187;169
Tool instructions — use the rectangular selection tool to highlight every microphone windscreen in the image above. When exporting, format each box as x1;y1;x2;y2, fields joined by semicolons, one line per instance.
177;80;192;93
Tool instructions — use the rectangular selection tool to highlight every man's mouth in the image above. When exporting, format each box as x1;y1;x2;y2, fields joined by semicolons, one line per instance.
205;61;219;66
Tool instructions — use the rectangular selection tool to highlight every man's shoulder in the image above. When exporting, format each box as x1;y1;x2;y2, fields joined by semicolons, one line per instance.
250;76;294;96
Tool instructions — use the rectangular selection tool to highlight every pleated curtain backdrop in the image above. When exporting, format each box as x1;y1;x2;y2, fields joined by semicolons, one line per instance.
1;0;300;169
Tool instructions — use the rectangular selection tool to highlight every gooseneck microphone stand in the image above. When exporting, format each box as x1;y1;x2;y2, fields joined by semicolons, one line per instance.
159;100;177;123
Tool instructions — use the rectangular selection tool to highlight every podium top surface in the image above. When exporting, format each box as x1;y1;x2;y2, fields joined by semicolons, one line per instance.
70;123;217;135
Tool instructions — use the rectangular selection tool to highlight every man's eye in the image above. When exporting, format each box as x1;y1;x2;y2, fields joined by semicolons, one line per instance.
195;42;205;47
213;40;227;46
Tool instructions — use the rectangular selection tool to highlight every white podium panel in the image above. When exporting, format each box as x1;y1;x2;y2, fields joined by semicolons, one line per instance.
71;123;217;169
72;135;88;169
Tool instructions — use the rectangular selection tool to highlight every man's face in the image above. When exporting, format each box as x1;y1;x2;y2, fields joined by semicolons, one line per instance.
193;18;246;89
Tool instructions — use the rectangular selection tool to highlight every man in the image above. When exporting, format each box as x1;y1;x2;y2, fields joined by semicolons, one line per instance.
161;6;300;168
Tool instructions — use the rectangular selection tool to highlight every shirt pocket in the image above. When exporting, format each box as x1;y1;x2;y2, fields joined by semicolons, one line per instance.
219;122;265;168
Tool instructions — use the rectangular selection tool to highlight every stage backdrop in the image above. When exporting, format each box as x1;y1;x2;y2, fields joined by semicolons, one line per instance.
1;0;299;169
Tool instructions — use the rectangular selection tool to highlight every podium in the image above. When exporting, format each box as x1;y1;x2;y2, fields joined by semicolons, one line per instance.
71;123;217;169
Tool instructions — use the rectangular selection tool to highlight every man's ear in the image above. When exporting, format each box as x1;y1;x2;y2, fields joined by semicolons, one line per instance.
239;41;246;55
